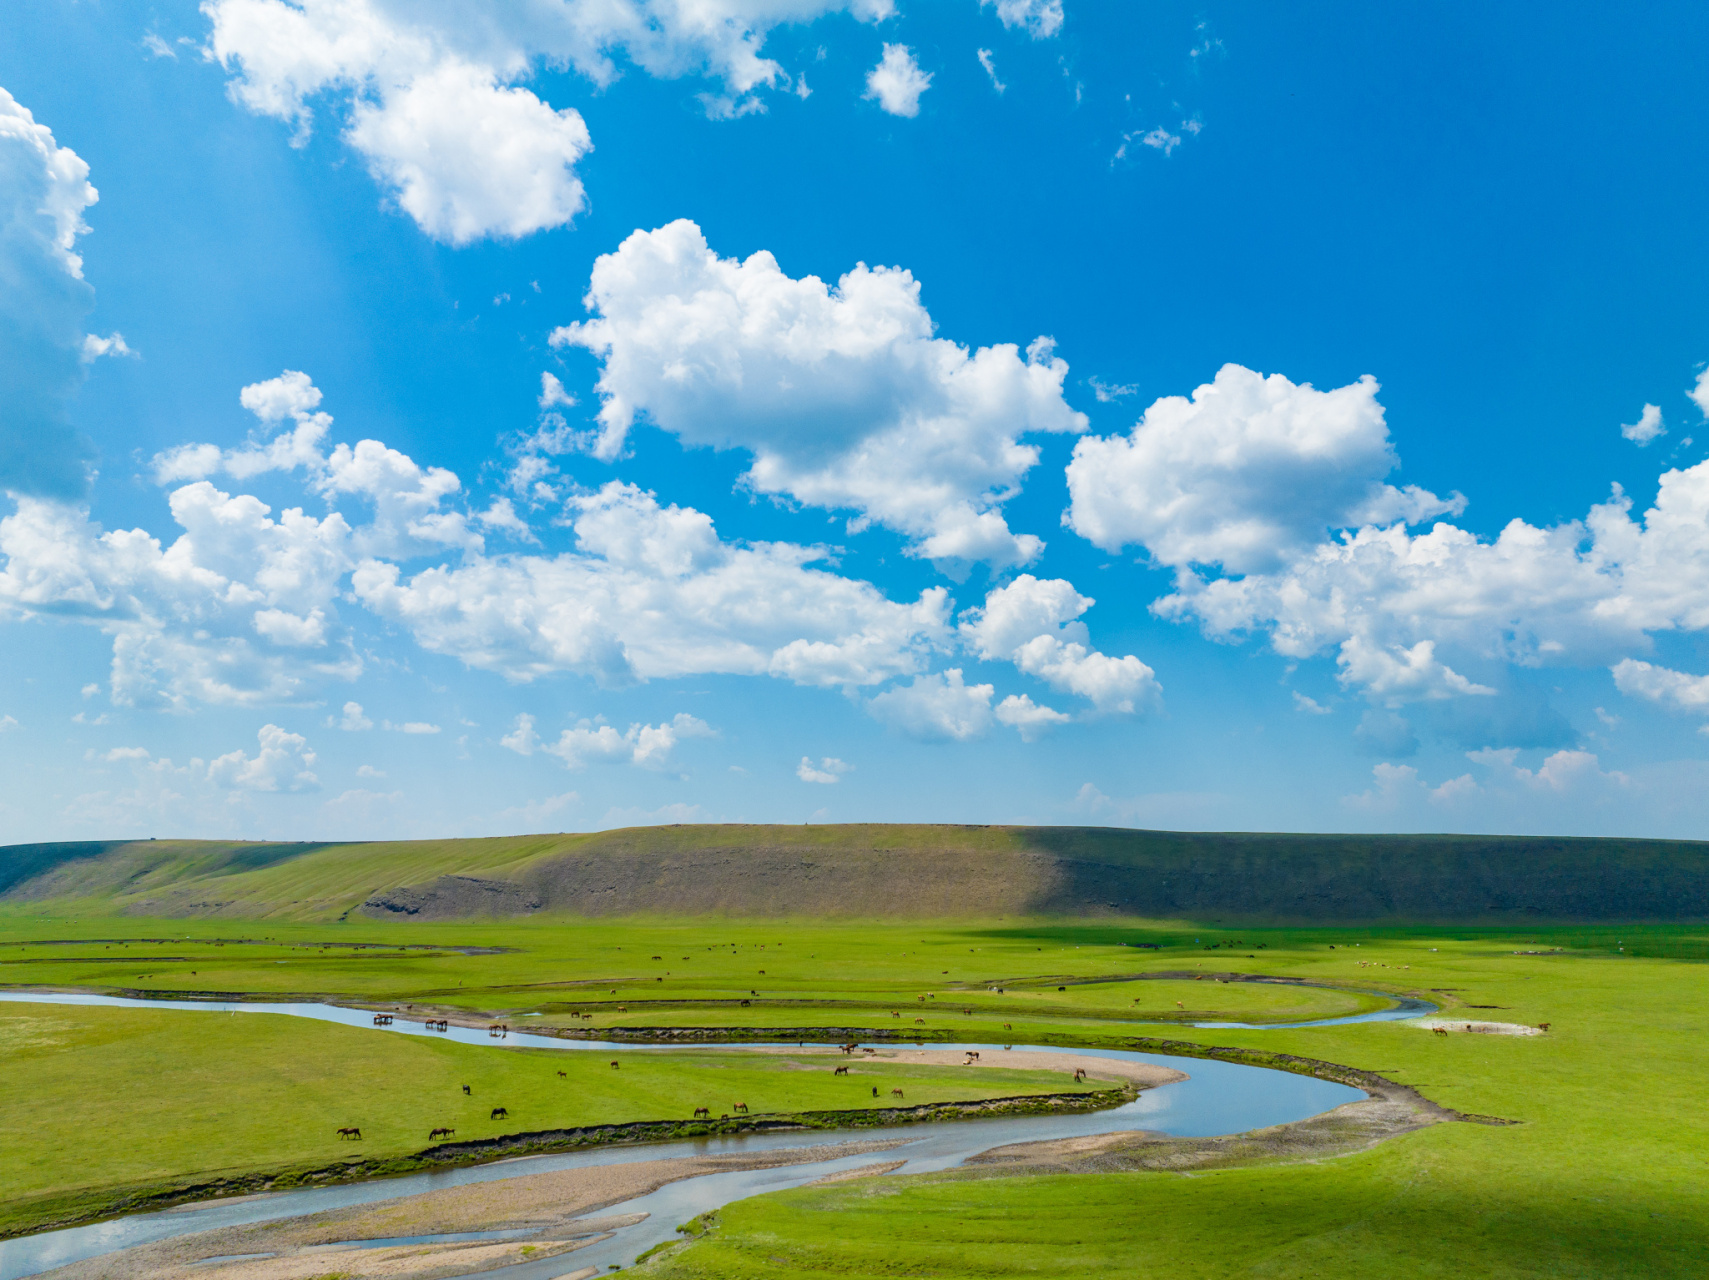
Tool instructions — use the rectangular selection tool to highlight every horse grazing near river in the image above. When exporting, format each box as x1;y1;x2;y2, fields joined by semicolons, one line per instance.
1073;1068;1087;1082
693;1107;710;1118
891;1088;905;1099
490;1106;508;1119
336;1127;361;1140
733;1102;749;1113
1433;1027;1449;1036
834;1065;849;1075
429;1127;454;1140
610;1060;620;1069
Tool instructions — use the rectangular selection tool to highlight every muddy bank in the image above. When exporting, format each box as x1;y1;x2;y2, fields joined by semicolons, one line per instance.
746;1044;1185;1090
30;1141;910;1280
3;1088;1127;1241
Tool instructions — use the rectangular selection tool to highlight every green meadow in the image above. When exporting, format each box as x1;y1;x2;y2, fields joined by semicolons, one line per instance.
3;832;1709;1274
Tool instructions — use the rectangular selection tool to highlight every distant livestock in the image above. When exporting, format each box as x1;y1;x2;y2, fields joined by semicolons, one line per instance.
1433;1027;1449;1036
557;1070;567;1078
490;1107;508;1119
429;1127;454;1140
693;1107;711;1118
1073;1069;1087;1082
610;1060;620;1069
462;1084;471;1095
891;1088;905;1099
733;1102;749;1113
834;1066;849;1075
336;1127;361;1140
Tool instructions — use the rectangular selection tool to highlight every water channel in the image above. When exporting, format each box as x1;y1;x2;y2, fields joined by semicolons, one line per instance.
0;988;1431;1279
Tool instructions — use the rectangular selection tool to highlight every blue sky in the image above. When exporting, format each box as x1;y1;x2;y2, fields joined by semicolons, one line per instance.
4;0;1709;841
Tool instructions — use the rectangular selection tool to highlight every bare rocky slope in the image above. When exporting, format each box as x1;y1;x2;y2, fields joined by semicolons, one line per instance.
4;825;1709;921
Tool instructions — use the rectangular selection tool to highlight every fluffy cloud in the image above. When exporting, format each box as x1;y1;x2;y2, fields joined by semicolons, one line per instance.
797;755;852;783
1621;403;1665;446
994;693;1068;740
864;44;931;117
1690;368;1709;419
1065;364;1463;574
983;0;1064;38
868;668;994;741
0;88;99;498
503;710;715;769
553;221;1085;567
207;723;321;791
357;479;951;686
203;0;893;242
959;574;1159;712
1611;658;1709;717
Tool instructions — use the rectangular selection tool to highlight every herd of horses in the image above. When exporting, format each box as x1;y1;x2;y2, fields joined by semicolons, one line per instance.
336;1035;1114;1144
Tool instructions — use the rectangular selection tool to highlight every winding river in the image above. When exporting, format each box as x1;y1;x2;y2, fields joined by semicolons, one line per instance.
0;988;1431;1279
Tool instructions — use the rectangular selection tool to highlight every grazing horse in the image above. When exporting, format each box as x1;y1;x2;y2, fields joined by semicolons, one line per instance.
891;1088;905;1099
610;1060;620;1070
891;1011;902;1018
914;1017;925;1023
733;1102;749;1113
834;1065;849;1075
490;1106;508;1119
1538;1022;1551;1032
336;1127;362;1140
1073;1069;1087;1082
557;1070;567;1078
429;1127;454;1140
872;1087;879;1097
693;1107;711;1118
1433;1027;1449;1036
1003;1023;1012;1030
462;1084;471;1095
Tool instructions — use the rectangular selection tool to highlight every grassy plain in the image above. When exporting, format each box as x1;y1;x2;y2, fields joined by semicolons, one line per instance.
3;906;1707;1275
0;1001;1077;1237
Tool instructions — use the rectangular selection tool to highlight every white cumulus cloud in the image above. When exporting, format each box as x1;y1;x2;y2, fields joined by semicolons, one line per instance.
865;43;931;117
1612;658;1709;716
203;0;894;242
868;668;994;741
1066;364;1464;574
982;0;1064;39
994;693;1069;740
207;723;320;791
506;711;715;770
0;88;100;498
797;755;852;783
552;220;1085;567
1621;403;1665;446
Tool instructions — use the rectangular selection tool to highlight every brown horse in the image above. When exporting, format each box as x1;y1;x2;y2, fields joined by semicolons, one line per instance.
1538;1022;1552;1032
490;1106;508;1119
733;1102;749;1113
557;1070;567;1078
610;1060;620;1069
834;1065;849;1075
693;1106;711;1118
1433;1027;1449;1036
336;1127;361;1139
1073;1068;1087;1082
429;1127;454;1140
891;1088;905;1099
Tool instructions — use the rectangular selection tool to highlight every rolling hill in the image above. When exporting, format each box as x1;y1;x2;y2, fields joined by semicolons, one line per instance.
4;824;1709;922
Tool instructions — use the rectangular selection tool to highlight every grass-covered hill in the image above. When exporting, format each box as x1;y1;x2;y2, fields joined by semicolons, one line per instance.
4;824;1709;922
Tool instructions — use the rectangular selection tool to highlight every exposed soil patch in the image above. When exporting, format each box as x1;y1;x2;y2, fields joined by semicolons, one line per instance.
32;1141;910;1280
746;1045;1185;1091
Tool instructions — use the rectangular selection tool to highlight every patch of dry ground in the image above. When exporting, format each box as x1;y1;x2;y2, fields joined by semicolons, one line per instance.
961;1073;1480;1175
37;1140;908;1280
747;1045;1187;1090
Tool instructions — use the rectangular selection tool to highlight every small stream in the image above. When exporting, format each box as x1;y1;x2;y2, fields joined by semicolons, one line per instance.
0;988;1429;1280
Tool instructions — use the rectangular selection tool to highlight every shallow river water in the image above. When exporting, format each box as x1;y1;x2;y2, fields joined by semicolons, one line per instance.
0;988;1428;1279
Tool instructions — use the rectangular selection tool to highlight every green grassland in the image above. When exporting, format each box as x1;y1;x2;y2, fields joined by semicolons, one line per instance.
4;827;1709;1276
641;927;1709;1279
0;1001;1080;1238
8;824;1709;920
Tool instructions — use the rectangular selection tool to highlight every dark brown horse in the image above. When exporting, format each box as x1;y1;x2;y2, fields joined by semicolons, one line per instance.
462;1084;471;1095
833;1065;849;1075
429;1127;454;1140
490;1106;508;1119
693;1106;710;1117
733;1102;749;1113
336;1127;362;1139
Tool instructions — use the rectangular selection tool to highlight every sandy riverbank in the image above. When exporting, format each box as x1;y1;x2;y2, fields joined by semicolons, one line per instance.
34;1139;910;1280
746;1045;1187;1090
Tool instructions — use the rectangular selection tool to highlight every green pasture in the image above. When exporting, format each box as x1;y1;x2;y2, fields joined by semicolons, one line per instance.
642;928;1709;1279
0;1002;1076;1238
4;906;1708;1274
